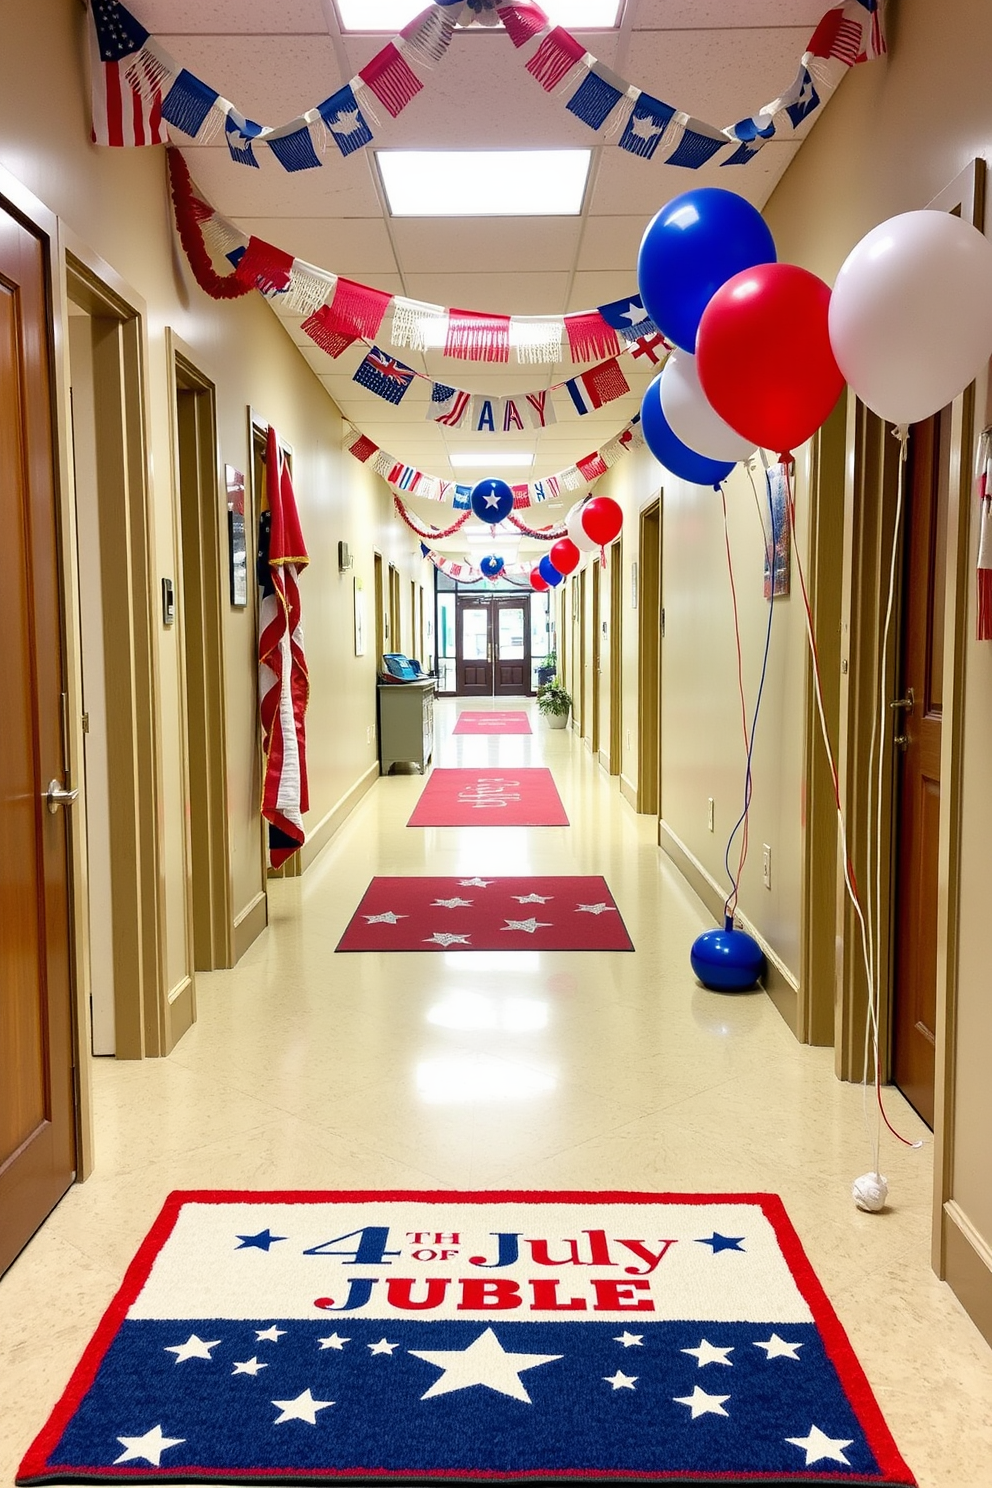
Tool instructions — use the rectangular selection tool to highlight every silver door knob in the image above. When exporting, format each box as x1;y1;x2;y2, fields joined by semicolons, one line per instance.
47;780;79;814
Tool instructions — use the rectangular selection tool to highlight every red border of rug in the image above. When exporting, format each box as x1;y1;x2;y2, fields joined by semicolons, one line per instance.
407;769;568;827
452;712;532;735
19;1190;915;1487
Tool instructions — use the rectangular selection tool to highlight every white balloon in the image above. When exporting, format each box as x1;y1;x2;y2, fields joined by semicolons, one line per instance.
659;350;755;462
829;210;992;426
565;501;599;552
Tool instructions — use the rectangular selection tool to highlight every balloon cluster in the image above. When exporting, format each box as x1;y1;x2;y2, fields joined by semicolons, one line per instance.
637;187;992;483
529;497;623;591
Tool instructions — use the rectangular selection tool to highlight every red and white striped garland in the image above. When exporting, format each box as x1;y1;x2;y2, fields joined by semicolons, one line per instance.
392;497;472;540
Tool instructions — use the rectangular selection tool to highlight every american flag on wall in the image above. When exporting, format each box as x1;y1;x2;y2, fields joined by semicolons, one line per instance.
87;0;168;147
258;427;310;869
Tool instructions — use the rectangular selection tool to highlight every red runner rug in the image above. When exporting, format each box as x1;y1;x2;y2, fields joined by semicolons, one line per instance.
407;768;568;826
452;711;532;735
337;876;633;951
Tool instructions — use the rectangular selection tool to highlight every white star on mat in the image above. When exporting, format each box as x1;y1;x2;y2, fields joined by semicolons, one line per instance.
164;1334;220;1364
329;109;360;133
575;902;616;916
256;1325;287;1343
682;1340;734;1368
410;1327;561;1403
424;932;472;947
513;893;554;904
364;911;406;925
432;897;474;908
459;878;494;887
231;1357;267;1376
369;1338;400;1355
318;1333;350;1351
630;113;664;140
604;1370;637;1390
620;301;648;325
785;1425;854;1466
614;1332;643;1348
502;918;552;934
114;1426;185;1466
754;1333;803;1361
673;1385;731;1418
271;1389;334;1425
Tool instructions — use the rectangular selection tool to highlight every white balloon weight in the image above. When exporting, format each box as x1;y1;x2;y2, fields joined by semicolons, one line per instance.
659;350;756;462
829;210;992;426
566;501;599;553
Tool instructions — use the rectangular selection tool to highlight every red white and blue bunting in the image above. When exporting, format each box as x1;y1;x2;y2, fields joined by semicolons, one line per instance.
89;1;886;170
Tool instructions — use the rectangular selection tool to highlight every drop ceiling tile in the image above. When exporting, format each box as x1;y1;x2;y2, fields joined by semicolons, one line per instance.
586;139;800;217
237;217;398;274
152;36;344;125
182;147;384;219
633;1;824;27
617;27;809;127
389;219;583;276
404;272;572;316
567;272;642;311
575;216;653;272
142;0;329;32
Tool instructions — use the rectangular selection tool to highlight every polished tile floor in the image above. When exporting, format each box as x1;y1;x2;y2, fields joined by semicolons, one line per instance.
2;698;992;1486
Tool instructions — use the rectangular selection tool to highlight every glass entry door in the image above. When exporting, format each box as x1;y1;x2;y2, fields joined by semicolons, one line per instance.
454;595;532;696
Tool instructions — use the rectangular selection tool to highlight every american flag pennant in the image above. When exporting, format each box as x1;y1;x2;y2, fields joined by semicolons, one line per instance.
88;0;167;147
353;347;416;405
317;84;374;157
430;389;472;428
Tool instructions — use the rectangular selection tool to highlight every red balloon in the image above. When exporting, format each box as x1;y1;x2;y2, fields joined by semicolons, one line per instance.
549;537;580;576
529;569;550;592
696;263;845;459
580;496;623;547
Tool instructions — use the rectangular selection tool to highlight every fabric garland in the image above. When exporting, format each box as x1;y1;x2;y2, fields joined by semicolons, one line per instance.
420;543;533;584
392;496;473;540
88;0;887;173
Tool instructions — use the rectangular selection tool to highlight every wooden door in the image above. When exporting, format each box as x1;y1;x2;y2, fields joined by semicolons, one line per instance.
493;596;531;695
591;561;601;755
577;569;587;732
638;500;661;815
373;553;384;668
891;412;949;1128
0;205;77;1275
456;596;492;694
609;538;623;774
388;564;400;654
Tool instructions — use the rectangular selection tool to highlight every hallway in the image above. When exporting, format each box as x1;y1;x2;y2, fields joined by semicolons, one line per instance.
2;701;991;1486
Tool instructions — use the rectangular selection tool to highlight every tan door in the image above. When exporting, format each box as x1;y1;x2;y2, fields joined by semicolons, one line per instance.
577;569;587;732
638;499;661;815
891;412;949;1128
388;564;401;653
609;538;623;774
0;204;77;1274
591;561;601;755
373;553;384;667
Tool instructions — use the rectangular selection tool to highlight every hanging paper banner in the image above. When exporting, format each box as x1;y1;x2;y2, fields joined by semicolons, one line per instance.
90;1;887;172
352;346;416;404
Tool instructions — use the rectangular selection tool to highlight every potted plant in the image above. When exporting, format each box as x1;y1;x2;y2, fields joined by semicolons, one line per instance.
537;682;572;729
536;650;557;687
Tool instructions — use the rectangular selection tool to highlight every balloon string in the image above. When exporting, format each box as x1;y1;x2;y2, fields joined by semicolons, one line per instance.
722;478;776;922
719;486;751;919
782;456;920;1155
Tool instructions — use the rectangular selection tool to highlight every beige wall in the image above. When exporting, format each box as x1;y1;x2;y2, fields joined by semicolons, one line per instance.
0;1;423;1037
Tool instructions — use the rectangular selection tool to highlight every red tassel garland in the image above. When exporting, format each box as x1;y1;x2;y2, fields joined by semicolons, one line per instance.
325;277;393;341
348;434;379;464
167;148;254;301
508;513;568;539
444;309;511;363
235;236;295;295
525;26;586;92
359;42;424;117
565;311;621;364
577;451;610;482
501;4;551;48
301;306;358;359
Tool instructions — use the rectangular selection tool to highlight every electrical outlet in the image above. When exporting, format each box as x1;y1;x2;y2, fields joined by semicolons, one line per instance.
707;797;715;832
762;844;772;890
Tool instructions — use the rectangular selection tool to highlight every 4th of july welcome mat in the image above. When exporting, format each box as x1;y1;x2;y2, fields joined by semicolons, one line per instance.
19;1190;915;1487
452;712;532;736
407;769;568;827
336;877;633;951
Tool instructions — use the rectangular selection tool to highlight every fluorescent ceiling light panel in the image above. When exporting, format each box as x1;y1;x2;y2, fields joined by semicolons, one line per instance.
449;451;534;468
377;150;591;217
337;2;620;31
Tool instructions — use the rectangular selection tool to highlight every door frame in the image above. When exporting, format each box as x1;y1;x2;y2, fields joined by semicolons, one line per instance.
637;496;661;816
590;560;601;756
454;592;494;696
492;593;532;697
608;537;623;775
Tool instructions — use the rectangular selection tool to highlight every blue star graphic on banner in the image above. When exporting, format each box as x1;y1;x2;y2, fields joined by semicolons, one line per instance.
696;1232;746;1253
235;1229;287;1252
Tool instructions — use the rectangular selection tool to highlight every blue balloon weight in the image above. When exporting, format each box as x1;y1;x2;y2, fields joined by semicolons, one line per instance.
539;554;564;588
471;478;514;524
637;188;777;353
480;555;504;579
641;375;735;487
690;916;765;992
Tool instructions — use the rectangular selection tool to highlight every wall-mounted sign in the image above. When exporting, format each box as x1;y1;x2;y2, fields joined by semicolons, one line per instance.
226;465;248;608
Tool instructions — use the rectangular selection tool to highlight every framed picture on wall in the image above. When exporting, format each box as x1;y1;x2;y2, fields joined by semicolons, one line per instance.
226;465;249;608
354;575;366;656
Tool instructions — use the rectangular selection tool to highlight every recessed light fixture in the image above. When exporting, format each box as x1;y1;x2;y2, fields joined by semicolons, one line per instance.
449;451;535;469
336;2;620;32
377;150;591;217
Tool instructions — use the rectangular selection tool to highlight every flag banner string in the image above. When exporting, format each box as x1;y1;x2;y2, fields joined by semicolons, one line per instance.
354;416;644;509
419;542;534;583
90;1;886;173
167;149;671;370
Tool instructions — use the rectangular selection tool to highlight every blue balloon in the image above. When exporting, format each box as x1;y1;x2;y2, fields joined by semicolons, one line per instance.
538;554;564;588
480;555;504;579
690;917;765;992
471;478;514;524
637;188;777;353
641;375;735;487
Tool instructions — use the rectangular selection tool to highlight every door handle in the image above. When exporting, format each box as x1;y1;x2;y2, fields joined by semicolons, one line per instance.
890;688;914;712
47;779;79;814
